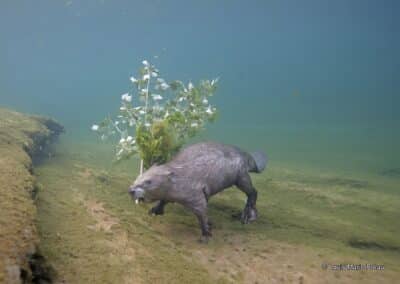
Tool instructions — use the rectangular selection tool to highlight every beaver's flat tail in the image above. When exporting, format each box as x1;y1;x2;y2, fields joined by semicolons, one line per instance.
249;151;268;173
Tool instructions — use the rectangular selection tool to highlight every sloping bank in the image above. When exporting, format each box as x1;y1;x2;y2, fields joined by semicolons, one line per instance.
0;107;63;283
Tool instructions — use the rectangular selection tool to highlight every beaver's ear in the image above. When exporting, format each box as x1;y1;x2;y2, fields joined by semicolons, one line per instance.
157;167;176;182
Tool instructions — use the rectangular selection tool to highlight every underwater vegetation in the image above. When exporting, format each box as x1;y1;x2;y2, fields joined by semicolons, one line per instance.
92;60;218;172
33;141;400;283
1;107;400;283
0;107;63;283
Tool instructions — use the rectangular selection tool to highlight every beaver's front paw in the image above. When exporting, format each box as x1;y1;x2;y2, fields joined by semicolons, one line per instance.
148;205;164;216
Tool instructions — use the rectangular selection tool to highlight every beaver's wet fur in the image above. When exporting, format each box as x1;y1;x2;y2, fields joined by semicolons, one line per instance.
129;142;267;242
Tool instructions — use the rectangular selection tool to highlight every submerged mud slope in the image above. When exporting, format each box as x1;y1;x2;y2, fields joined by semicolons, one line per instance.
0;107;63;283
36;142;400;284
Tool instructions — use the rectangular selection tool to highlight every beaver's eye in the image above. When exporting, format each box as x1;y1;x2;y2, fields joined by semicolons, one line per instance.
144;180;152;186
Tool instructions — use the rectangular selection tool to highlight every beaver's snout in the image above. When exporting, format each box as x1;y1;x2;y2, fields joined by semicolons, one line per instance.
129;186;145;204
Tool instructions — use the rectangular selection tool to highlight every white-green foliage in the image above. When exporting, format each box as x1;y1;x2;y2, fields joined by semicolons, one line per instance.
92;60;218;162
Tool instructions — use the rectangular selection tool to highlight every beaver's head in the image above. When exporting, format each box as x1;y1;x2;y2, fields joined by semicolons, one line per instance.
128;165;174;204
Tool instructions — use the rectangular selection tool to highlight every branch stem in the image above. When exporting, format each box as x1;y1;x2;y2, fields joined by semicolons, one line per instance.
140;67;151;175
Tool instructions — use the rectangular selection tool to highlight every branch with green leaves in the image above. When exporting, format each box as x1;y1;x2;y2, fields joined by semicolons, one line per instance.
92;60;218;173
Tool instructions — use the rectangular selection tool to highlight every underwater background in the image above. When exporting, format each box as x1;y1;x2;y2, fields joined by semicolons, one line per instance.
1;0;399;177
1;1;400;282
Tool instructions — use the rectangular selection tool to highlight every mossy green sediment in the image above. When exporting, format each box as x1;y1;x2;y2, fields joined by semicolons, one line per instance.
0;107;63;283
35;141;400;283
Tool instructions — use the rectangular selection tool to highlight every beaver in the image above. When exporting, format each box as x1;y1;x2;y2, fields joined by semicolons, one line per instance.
129;142;267;242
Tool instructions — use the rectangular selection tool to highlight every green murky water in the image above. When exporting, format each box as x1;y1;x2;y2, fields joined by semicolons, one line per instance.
1;1;399;282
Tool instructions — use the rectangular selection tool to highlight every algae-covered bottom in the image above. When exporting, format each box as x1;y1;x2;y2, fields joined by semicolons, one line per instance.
35;141;400;283
0;107;63;283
